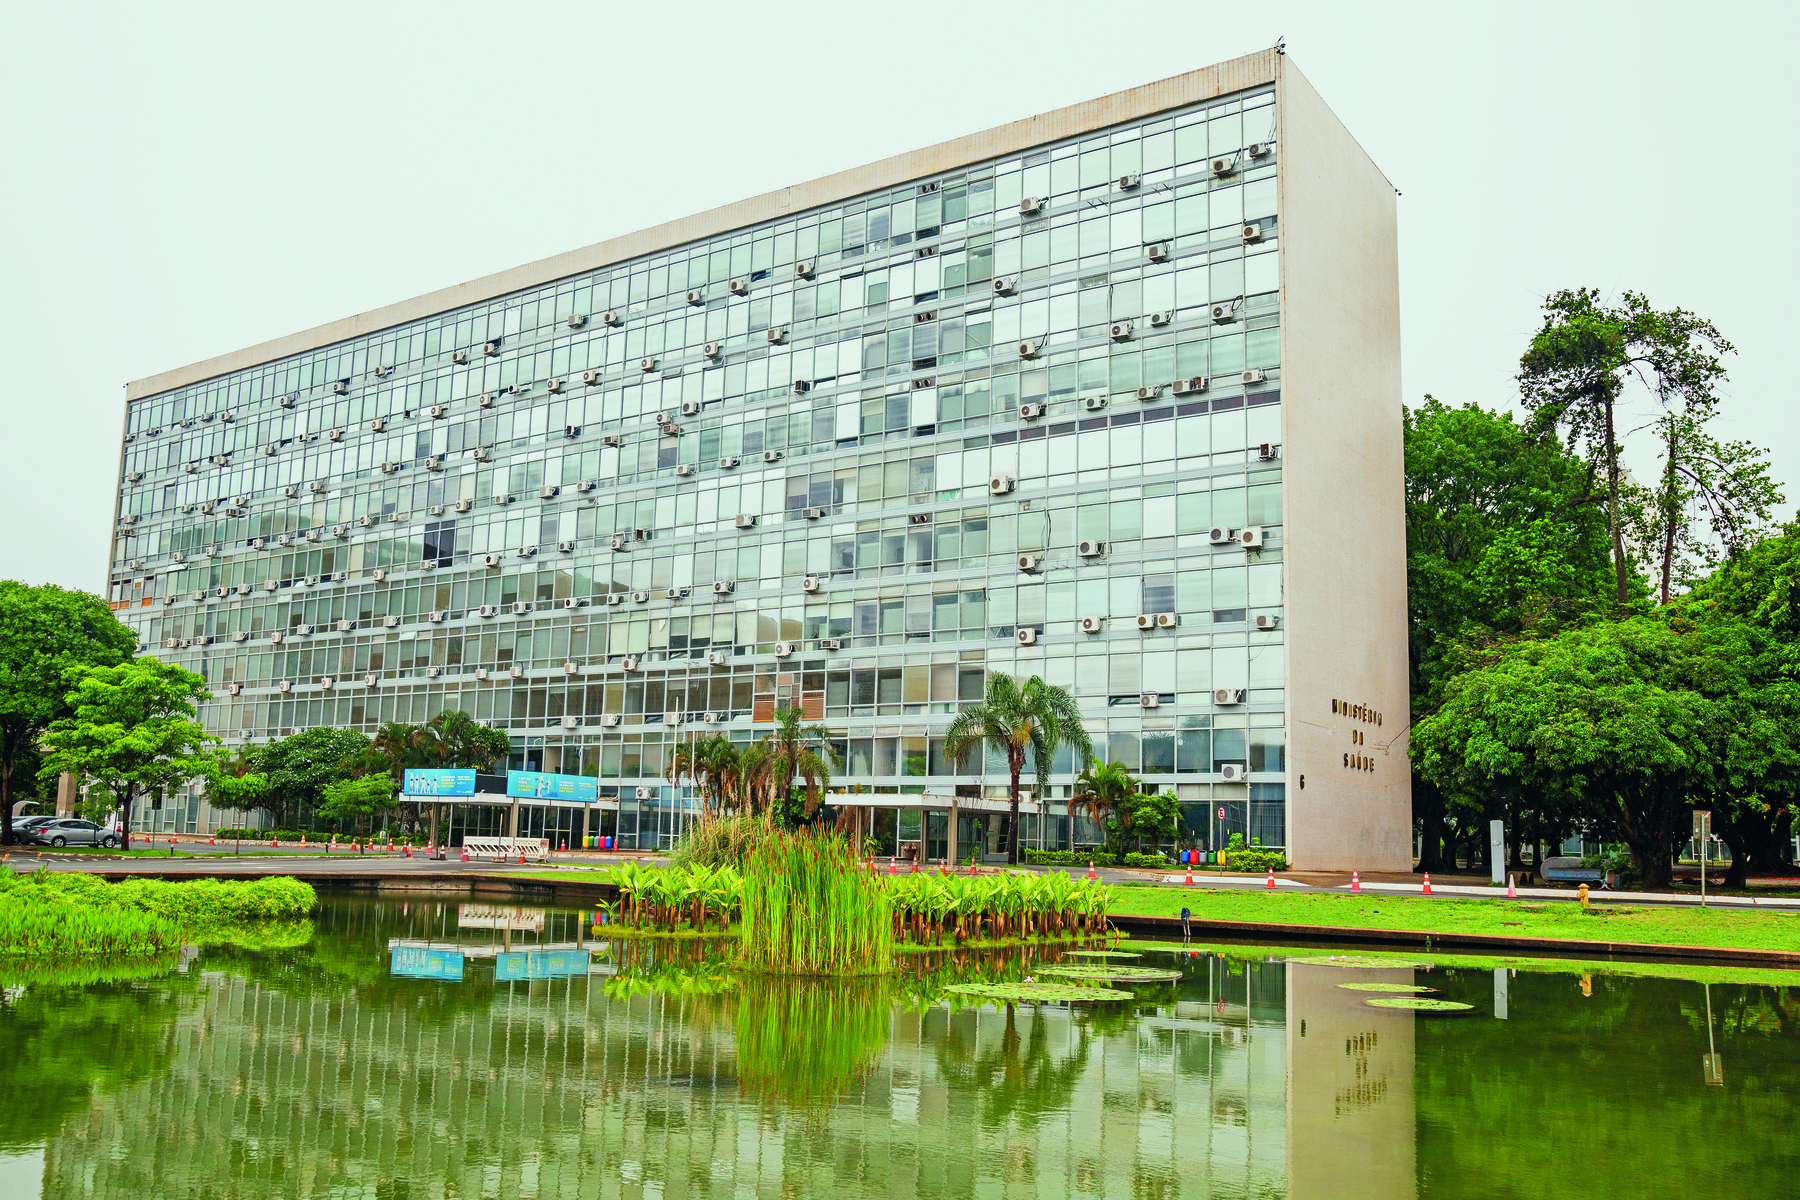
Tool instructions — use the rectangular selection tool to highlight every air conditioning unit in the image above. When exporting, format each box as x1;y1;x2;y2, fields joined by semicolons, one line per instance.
711;580;735;595
477;392;495;409
1016;627;1038;645
728;276;749;296
564;311;587;329
821;637;843;650
1239;526;1265;549
474;668;490;680
451;348;469;364
278;394;297;408
382;615;400;628
269;632;283;645
766;325;787;344
790;380;810;394
1116;173;1142;191
331;380;348;394
639;356;657;372
634;527;650;540
1241;223;1264;244
536;484;558;499
1249;141;1272;159
1140;693;1161;709
1209;526;1234;545
701;341;721;359
675;464;695;477
482;340;501;357
1220;763;1245;782
1017;339;1041;360
262;578;278;591
1016;553;1039;573
602;310;622;326
380;461;397;474
1079;615;1104;634
774;641;795;658
1211;303;1237;324
1255;614;1280;631
1018;401;1044;420
1240;369;1267;385
277;679;291;692
369;417;388;433
1148;310;1174;328
371;568;389;581
426;610;445;623
1214;688;1245;706
1018;197;1042;215
621;656;640;671
686;290;705;306
1110;320;1134;341
735;513;757;529
718;455;740;469
1155;612;1177;628
666;586;689;600
602;433;622;447
546;377;564;394
423;404;445;420
182;463;198;474
1257;442;1278;461
794;257;816;278
1172;376;1208;396
328;523;346;537
264;443;279;456
511;601;532;615
1083;395;1108;412
453;499;473;512
993;276;1017;296
609;533;627;551
558;540;576;553
295;623;314;636
581;369;600;387
478;605;498;618
707;650;728;666
275;534;293;547
762;450;782;463
1146;243;1169;262
1136;385;1162;401
801;574;820;593
356;514;374;528
563;659;580;674
802;506;824;520
1211;156;1237;177
126;470;143;482
1078;540;1105;557
425;456;444;471
1134;614;1156;631
199;502;215;515
599;713;621;727
473;448;491;463
517;544;538;558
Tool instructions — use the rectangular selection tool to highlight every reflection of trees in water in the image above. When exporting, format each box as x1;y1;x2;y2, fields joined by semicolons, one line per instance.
734;977;892;1109
935;1000;1093;1127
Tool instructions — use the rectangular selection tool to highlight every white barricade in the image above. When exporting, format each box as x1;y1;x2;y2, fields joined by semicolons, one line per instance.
461;837;551;862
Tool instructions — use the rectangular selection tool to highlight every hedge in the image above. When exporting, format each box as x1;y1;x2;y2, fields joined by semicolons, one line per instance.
1223;849;1289;873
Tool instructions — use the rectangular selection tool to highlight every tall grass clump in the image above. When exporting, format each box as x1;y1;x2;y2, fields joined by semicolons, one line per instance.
739;828;893;975
0;868;317;958
733;977;892;1106
0;896;181;959
671;814;781;869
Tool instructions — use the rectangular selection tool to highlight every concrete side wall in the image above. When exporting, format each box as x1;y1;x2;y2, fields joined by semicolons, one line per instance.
127;51;1278;402
1276;58;1411;871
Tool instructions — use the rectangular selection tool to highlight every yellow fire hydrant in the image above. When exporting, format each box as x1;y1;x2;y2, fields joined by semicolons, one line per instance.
1578;883;1590;910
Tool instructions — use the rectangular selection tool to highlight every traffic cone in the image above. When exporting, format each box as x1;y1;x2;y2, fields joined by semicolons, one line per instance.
461;846;469;863
1351;870;1361;893
560;839;566;852
1422;873;1432;896
910;856;919;874
387;836;394;852
1506;874;1517;899
889;856;897;876
271;834;278;848
519;852;526;864
1265;867;1275;890
208;833;215;846
968;859;977;876
1087;860;1096;880
300;834;307;848
1184;864;1194;886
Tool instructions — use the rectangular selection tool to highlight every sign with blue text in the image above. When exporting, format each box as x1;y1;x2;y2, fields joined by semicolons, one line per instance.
506;770;599;802
389;946;465;981
403;769;476;797
494;950;591;982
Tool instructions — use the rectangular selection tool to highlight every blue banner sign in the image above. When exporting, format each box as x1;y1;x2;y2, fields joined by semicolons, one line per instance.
404;768;476;797
389;946;465;981
506;770;599;802
494;950;591;982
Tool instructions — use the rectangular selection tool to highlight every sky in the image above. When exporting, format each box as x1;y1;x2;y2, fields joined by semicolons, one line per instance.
3;1;1795;594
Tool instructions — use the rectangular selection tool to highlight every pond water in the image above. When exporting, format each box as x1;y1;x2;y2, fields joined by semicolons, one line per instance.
3;896;1797;1199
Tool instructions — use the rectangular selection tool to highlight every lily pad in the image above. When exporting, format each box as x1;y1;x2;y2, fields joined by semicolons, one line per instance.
1366;997;1474;1012
1067;950;1142;959
1337;983;1436;994
946;982;1133;1003
1287;955;1436;970
1042;964;1183;982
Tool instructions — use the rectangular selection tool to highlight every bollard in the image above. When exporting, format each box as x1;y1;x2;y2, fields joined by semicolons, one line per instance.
1506;873;1517;899
1265;867;1275;890
1578;882;1589;909
1351;869;1361;893
1422;873;1432;896
1087;860;1097;880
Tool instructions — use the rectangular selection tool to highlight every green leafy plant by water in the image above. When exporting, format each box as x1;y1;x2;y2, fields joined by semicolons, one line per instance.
0;867;316;958
739;828;894;975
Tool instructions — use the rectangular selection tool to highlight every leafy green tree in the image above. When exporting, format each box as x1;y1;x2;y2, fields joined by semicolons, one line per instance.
0;582;137;843
254;726;369;829
35;658;217;848
1108;790;1181;855
944;674;1092;865
1518;288;1733;607
318;774;399;835
1071;761;1136;853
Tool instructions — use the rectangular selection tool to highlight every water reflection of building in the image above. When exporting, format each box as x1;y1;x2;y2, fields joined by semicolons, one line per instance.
39;949;1418;1198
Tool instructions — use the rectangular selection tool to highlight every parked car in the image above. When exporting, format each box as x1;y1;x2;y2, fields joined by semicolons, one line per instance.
9;815;59;840
26;818;119;849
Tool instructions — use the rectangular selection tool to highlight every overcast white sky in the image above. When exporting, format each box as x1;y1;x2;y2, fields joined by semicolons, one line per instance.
3;1;1795;593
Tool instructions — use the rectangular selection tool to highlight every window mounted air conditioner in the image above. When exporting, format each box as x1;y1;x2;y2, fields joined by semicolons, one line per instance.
1136;385;1162;401
707;650;728;666
1240;369;1267;385
801;574;820;593
1140;694;1160;709
1018;401;1044;419
766;325;787;344
821;637;842;650
1255;614;1280;630
639;356;657;372
686;290;705;306
762;450;782;462
1172;377;1208;396
1209;526;1234;545
1239;526;1265;549
993;276;1017;295
774;641;794;658
713;580;735;594
539;483;559;498
1016;627;1037;645
803;506;824;520
729;276;749;295
1017;339;1041;360
1078;540;1105;557
1241;223;1264;244
546;377;564;393
1016;553;1039;573
1080;615;1104;634
735;513;757;529
675;463;694;477
790;380;810;394
1156;612;1177;628
1018;197;1041;216
1146;243;1169;262
718;455;740;469
1110;320;1134;341
1083;395;1108;412
1220;763;1245;782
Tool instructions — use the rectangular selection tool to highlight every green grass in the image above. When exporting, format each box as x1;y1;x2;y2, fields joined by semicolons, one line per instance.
0;867;318;958
1109;885;1800;954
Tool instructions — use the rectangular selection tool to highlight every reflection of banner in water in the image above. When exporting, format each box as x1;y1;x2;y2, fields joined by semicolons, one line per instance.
390;946;466;981
495;951;590;981
457;905;547;932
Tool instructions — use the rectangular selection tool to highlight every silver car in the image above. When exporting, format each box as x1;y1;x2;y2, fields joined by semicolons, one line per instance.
27;818;120;849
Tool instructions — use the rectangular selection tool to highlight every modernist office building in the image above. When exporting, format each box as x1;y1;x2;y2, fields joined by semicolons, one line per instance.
108;49;1409;869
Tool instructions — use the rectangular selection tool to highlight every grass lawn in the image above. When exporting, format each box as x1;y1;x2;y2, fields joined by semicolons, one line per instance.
1109;885;1800;954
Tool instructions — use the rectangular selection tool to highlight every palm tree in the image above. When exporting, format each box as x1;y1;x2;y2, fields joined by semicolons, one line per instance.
693;734;741;818
943;673;1093;865
1071;761;1137;856
745;706;839;821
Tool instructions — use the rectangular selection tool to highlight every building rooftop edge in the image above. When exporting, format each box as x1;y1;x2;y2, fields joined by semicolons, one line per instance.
125;48;1279;403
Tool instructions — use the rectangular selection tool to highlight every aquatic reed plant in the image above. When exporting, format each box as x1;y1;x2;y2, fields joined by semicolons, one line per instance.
738;828;894;975
0;867;317;958
732;976;893;1106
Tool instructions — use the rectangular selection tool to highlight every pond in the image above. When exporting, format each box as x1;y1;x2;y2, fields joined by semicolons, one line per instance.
2;895;1796;1199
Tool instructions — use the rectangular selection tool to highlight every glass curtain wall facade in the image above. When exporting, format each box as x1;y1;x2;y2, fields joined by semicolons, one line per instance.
110;82;1288;849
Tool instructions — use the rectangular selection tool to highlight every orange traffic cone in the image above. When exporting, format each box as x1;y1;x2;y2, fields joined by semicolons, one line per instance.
889;857;897;876
404;843;413;859
208;834;215;846
1422;873;1432;896
1506;873;1517;899
1265;867;1275;890
461;846;470;863
1184;863;1194;886
1087;860;1097;880
1351;870;1361;893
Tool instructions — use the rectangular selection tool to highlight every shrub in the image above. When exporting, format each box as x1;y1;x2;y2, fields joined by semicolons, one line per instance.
1023;850;1118;868
1223;849;1289;873
1121;852;1171;869
0;868;316;956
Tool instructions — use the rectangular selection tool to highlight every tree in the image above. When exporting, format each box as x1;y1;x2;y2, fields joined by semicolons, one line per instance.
943;674;1092;865
1519;288;1733;607
1071;761;1137;853
1633;408;1783;605
1109;789;1181;856
742;707;838;825
0;582;137;843
35;658;217;849
255;726;369;829
318;774;399;835
671;734;740;819
199;744;269;832
419;709;509;772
